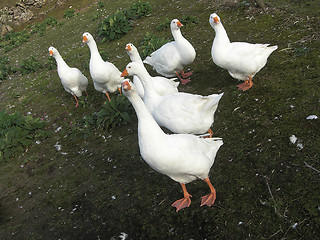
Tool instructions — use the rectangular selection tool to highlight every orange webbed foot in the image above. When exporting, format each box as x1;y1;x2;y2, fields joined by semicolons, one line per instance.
201;177;216;207
176;71;191;85
242;83;253;91
172;183;192;212
237;76;253;91
180;78;191;85
237;81;248;91
171;195;192;212
180;70;193;78
200;192;216;207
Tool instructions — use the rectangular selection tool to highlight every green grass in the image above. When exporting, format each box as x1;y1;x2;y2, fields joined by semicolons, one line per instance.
0;0;319;239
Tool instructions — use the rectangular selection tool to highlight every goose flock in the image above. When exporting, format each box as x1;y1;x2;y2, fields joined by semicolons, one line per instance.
48;13;277;212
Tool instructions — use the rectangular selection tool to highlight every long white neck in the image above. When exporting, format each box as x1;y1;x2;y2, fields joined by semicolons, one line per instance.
87;40;104;63
213;23;230;45
133;67;160;103
172;28;184;42
54;52;69;70
129;52;143;64
127;91;164;138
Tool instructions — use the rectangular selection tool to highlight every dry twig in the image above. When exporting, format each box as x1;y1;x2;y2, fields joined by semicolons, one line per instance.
265;178;287;219
304;162;320;174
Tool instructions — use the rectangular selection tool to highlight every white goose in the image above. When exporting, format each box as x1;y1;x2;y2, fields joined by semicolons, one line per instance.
125;43;179;99
121;62;223;136
49;46;88;107
82;32;123;101
209;13;278;91
143;19;196;85
121;79;223;211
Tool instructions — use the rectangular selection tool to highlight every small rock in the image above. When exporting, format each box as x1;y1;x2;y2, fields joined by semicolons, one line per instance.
306;115;318;120
289;135;297;144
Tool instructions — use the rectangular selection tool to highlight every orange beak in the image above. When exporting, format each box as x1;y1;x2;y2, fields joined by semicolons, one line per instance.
83;35;88;43
121;69;129;77
49;50;53;56
177;21;183;28
122;81;131;91
125;44;132;51
213;17;219;24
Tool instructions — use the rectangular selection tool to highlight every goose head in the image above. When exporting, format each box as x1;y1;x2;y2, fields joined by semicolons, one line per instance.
82;32;94;43
209;13;221;28
121;79;132;92
121;79;138;98
121;62;143;77
48;46;58;57
125;43;138;55
171;19;183;31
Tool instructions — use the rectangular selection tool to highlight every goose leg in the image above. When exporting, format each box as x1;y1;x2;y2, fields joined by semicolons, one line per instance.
105;92;111;102
175;71;191;85
73;94;79;107
118;87;122;95
200;129;214;138
200;177;216;207
85;90;88;96
171;183;192;212
208;129;213;138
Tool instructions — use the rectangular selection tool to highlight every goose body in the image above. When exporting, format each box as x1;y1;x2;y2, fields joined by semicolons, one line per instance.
121;79;223;211
126;43;179;99
143;19;196;85
83;32;123;101
49;46;88;107
121;62;223;135
209;13;278;91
